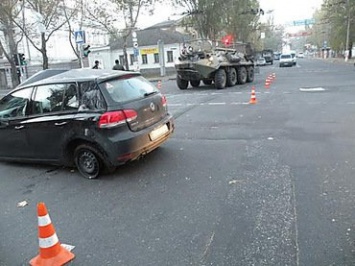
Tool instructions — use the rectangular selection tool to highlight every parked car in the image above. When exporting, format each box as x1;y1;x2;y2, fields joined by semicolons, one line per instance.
256;57;267;66
290;50;297;65
297;52;305;58
0;69;174;179
279;54;294;67
273;52;281;60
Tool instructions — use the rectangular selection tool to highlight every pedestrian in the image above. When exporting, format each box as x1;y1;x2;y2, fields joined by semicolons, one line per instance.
92;60;100;69
112;59;125;70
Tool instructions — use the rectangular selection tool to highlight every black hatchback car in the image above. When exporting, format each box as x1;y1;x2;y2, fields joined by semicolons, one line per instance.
0;69;174;179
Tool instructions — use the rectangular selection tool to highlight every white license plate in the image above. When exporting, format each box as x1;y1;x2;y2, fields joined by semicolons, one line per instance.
149;124;169;141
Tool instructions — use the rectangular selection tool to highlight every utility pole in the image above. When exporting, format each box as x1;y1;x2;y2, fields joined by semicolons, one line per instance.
345;0;351;61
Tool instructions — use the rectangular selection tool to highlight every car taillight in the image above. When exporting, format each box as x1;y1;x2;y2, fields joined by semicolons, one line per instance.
98;110;137;128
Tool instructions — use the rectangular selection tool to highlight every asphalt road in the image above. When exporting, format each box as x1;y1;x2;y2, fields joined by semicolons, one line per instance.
1;58;355;265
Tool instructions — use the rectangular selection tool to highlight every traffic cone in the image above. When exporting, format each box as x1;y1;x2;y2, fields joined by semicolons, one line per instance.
272;73;276;80
249;87;257;104
264;78;271;89
30;202;75;266
157;80;162;89
268;74;274;82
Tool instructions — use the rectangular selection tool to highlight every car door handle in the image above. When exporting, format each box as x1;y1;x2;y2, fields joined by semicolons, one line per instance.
15;125;25;130
54;122;67;126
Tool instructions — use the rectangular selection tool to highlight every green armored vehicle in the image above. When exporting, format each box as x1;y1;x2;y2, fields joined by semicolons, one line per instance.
174;39;255;90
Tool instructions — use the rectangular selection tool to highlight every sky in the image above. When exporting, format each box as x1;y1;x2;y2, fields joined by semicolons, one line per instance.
259;0;324;25
137;0;324;29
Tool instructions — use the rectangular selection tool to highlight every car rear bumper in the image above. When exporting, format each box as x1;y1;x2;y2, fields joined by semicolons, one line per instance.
101;115;175;166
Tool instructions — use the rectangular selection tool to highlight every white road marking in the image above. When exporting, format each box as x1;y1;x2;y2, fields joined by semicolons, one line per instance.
299;87;326;92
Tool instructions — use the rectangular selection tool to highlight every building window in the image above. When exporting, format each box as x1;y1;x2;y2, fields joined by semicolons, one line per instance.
130;54;134;65
142;54;148;64
154;53;159;64
167;51;173;62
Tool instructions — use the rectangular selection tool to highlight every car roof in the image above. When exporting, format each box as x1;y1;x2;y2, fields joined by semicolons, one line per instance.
16;68;140;90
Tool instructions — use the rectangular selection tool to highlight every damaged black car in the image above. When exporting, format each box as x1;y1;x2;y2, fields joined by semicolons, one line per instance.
0;69;174;179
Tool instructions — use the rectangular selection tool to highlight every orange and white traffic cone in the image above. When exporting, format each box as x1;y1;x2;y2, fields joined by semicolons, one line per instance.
157;80;162;89
272;73;276;80
29;202;75;266
249;87;257;104
268;74;274;82
264;78;271;89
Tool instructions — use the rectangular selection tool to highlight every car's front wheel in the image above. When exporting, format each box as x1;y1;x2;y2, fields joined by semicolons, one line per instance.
74;144;102;179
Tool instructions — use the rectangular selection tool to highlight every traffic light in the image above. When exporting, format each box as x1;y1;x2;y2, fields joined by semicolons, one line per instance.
19;53;26;65
13;54;19;66
83;45;91;57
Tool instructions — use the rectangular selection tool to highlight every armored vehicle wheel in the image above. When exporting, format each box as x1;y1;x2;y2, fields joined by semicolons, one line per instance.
177;75;188;90
203;79;213;85
246;66;254;82
190;80;201;87
237;66;247;84
214;69;226;89
226;68;237;87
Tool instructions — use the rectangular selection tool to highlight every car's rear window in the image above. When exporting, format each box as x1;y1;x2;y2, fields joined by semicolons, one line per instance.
100;76;158;103
281;55;291;59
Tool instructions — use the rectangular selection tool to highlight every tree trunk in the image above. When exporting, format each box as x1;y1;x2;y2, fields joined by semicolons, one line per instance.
123;43;129;71
41;33;49;69
6;23;20;87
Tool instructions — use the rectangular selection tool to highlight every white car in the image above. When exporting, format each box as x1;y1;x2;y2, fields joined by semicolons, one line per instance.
297;52;304;58
279;54;293;67
256;57;266;66
290;51;297;65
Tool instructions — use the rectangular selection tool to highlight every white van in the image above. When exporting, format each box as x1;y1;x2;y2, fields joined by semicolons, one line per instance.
279;54;293;67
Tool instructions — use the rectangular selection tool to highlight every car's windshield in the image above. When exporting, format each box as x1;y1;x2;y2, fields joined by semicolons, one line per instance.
281;54;291;59
100;75;158;103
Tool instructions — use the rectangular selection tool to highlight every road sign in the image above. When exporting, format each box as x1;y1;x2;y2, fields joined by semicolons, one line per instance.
133;47;139;57
75;31;85;44
133;42;138;48
292;19;315;26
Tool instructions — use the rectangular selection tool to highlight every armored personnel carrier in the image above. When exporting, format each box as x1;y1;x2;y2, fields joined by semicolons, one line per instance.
174;39;255;90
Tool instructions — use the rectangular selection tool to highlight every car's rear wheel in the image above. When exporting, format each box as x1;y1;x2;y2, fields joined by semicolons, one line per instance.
177;75;188;90
74;144;102;179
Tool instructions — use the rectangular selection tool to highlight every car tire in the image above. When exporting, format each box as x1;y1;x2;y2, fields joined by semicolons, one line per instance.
74;144;102;179
226;68;237;87
190;80;201;87
177;75;188;90
214;69;226;89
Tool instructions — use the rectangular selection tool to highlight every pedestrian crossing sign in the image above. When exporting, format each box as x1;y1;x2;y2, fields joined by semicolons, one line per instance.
75;31;85;44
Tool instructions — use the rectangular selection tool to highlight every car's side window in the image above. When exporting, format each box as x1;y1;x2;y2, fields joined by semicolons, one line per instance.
0;88;32;119
63;83;79;111
78;82;106;111
31;83;79;114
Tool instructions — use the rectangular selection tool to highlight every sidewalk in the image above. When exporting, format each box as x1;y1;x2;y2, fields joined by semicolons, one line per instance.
314;56;355;65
